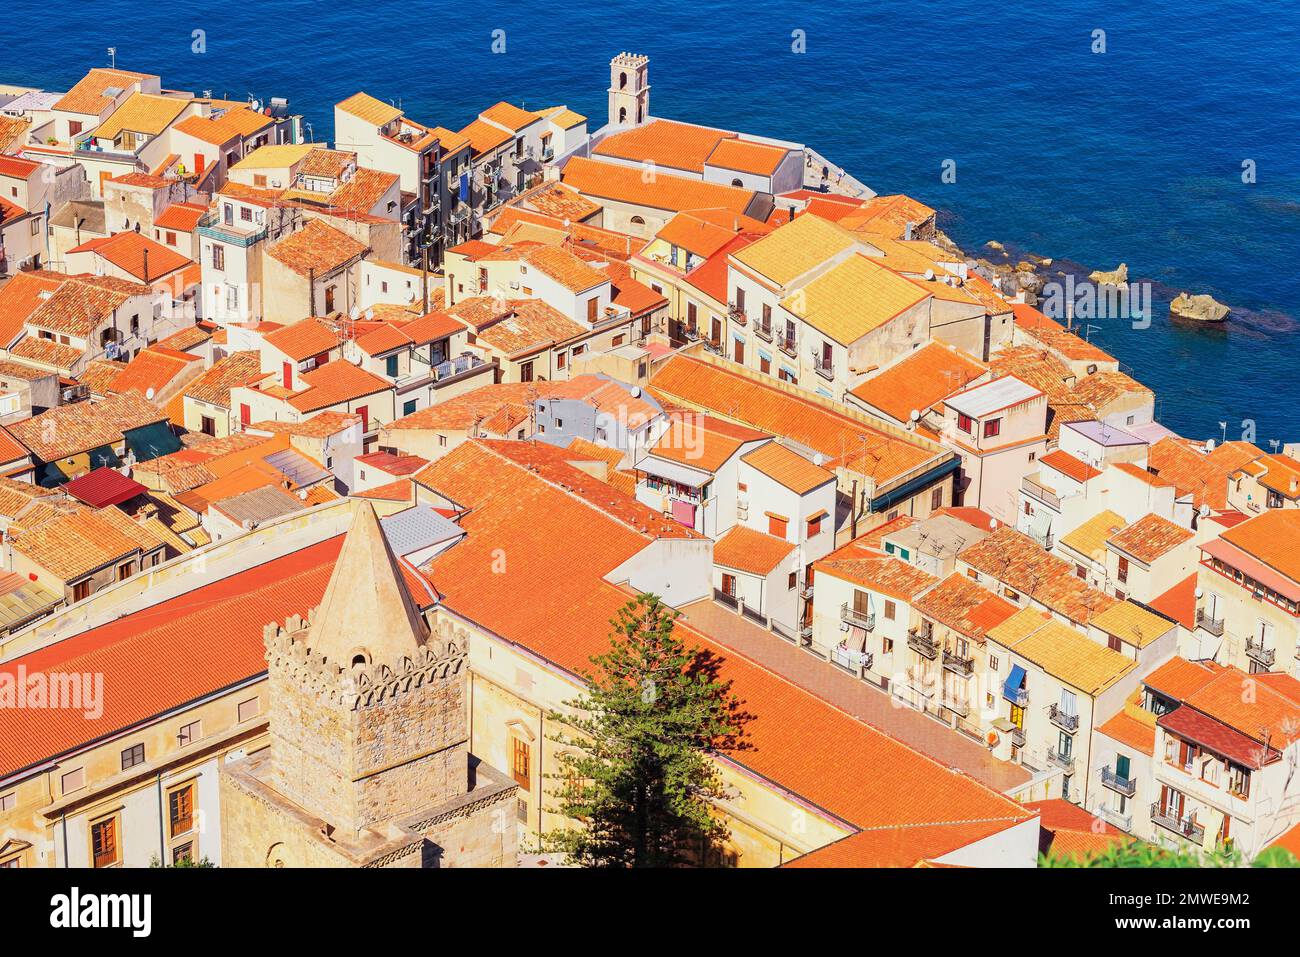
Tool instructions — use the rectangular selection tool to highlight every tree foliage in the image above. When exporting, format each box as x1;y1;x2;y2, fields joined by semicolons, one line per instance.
1040;841;1300;868
544;593;752;867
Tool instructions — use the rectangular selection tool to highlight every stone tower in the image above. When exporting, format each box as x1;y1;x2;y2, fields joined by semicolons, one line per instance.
220;502;517;867
608;52;650;128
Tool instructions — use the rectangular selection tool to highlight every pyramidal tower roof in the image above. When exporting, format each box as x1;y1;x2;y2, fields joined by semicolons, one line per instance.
307;500;429;665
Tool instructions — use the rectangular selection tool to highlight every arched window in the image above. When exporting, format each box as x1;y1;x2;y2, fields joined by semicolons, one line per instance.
618;107;627;124
619;71;628;89
731;178;743;187
630;215;645;226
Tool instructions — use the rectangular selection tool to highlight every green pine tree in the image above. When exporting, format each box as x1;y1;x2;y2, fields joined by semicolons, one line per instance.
543;593;752;867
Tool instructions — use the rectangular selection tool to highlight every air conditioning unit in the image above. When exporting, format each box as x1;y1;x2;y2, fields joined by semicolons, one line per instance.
509;280;520;290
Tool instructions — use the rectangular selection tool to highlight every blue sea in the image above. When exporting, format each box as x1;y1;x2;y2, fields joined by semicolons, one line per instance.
4;0;1297;442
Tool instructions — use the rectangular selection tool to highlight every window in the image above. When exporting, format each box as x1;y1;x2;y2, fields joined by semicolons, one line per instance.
169;783;195;837
237;697;260;722
883;599;896;621
612;334;624;347
172;842;195;865
520;361;534;383
767;514;788;538
957;413;973;433
788;571;797;590
721;573;736;597
989;654;999;672
1076;564;1086;579
120;743;145;771
806;514;822;537
930;486;943;511
165;230;177;246
403;399;417;416
1117;556;1129;584
556;351;567;370
253;174;267;187
0;792;13;813
118;561;134;582
1115;754;1131;781
983;418;1001;439
240;206;253;222
587;298;598;323
91;817;119;868
210;244;224;270
386;354;399;377
178;721;201;746
72;580;91;602
511;738;531;790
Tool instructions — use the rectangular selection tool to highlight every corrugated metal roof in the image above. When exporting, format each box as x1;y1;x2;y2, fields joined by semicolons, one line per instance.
380;504;463;558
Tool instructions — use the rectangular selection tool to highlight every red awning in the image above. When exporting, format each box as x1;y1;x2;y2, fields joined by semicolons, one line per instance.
1158;705;1277;770
62;467;148;509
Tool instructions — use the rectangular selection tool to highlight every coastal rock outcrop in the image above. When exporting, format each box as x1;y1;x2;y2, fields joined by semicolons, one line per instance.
1089;263;1128;287
1170;292;1231;322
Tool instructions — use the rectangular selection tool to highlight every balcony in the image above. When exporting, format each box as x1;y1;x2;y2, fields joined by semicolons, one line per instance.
1150;803;1205;843
813;359;834;381
1101;766;1137;797
942;649;974;676
942;693;970;717
713;588;738;610
1196;609;1224;637
799;582;813;600
754;322;772;342
1003;685;1029;708
1020;475;1062;511
1049;704;1080;733
907;628;938;660
196;213;266;248
1098;805;1133;832
1011;727;1026;749
830;645;873;675
727;304;747;326
777;335;797;358
841;603;874;630
1047;746;1075;772
1245;637;1276;669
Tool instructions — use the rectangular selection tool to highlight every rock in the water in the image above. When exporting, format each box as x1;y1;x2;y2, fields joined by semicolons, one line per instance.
1090;263;1128;286
986;240;1004;252
1170;292;1231;322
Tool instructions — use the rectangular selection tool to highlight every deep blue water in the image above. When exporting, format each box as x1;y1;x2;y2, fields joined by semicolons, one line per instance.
4;0;1297;442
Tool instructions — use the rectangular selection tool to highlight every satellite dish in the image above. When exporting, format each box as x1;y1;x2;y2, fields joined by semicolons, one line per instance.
813;452;825;467
298;489;308;500
145;387;155;400
365;308;374;321
1205;438;1216;452
629;386;641;398
1194;587;1203;599
1199;504;1211;517
923;269;935;281
989;518;998;530
910;409;921;422
349;307;360;320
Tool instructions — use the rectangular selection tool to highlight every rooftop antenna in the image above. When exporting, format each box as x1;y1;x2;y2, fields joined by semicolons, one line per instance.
107;47;117;69
1270;439;1281;453
1219;421;1228;444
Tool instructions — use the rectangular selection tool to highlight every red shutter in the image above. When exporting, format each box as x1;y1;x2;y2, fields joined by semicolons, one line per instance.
358;406;369;432
282;361;292;389
239;403;251;427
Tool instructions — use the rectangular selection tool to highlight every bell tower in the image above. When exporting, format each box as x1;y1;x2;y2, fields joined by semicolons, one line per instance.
608;52;650;128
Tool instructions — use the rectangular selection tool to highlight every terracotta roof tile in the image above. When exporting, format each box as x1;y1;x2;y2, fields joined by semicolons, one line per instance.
1108;512;1193;564
267;219;366;278
849;343;986;422
740;442;834;494
712;525;795;575
563;156;756;216
594;120;735;174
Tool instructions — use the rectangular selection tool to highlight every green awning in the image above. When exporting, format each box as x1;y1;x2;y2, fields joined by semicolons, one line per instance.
124;422;182;463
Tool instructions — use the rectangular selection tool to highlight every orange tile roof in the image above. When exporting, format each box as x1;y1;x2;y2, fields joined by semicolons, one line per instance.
287;360;392;413
22;272;149;339
1011;303;1117;364
153;202;207;232
183;350;263;408
108;346;200;397
958;525;1117;625
53;68;152;116
263;317;341;361
1108;512;1193;564
563;156;756;215
1219;508;1300;584
914;573;1018;641
712;525;795;575
69;231;191;283
336;91;402;126
327;166;399;215
172;106;270;145
0;270;64;346
8;392;166;460
1039;449;1102;484
1255;454;1300;499
267;219;367;278
154;324;211;352
815;552;938;602
649;355;940;484
648;415;769;474
479;101;541;133
354;477;414;502
1026;798;1131;860
9;336;82;371
458;118;514;156
1143;656;1221;701
594;120;736;173
1180;665;1300;754
705;137;789;176
452;297;586;358
1096;710;1157;756
849;343;987;422
419;440;1031;843
520;244;607;293
740;442;834;494
512;181;603;222
784;819;1022;868
93;92;187;140
838;194;937;240
247;411;359;439
1149;573;1196;631
9;506;160;581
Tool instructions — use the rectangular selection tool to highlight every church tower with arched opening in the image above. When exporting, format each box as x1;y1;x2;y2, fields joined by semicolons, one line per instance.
608;52;650;128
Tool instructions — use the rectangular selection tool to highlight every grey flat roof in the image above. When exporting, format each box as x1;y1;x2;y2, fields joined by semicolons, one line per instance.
381;504;463;557
211;485;305;524
1062;419;1145;446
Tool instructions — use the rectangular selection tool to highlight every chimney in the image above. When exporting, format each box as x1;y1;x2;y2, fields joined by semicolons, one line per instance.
904;221;914;241
141;247;149;283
